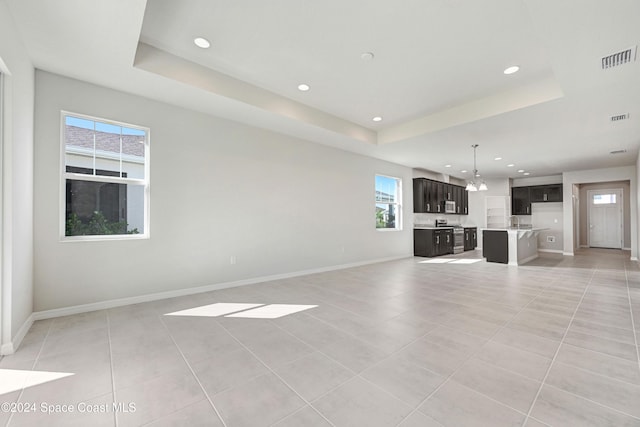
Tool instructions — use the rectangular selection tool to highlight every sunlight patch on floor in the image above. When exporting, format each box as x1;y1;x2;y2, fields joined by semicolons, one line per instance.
419;258;483;264
165;303;264;317
225;304;318;319
449;259;483;264
0;369;74;395
165;303;317;319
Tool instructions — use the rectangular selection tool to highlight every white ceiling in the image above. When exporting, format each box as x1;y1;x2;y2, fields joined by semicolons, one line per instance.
6;0;640;180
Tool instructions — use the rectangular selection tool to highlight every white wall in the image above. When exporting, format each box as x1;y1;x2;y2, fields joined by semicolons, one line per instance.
563;166;637;259
33;71;414;312
0;1;35;353
530;202;563;252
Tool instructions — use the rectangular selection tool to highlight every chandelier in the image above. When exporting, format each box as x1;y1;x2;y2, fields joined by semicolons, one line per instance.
465;144;488;192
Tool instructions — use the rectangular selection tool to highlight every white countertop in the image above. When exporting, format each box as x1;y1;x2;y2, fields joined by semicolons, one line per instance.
414;225;477;230
482;227;548;232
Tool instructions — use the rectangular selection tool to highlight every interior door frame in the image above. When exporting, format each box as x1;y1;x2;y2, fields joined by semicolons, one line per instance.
586;188;623;249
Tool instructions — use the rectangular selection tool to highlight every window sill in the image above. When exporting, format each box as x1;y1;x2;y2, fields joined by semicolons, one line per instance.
61;233;149;242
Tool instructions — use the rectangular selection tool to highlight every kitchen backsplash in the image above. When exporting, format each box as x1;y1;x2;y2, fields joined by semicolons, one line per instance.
414;213;464;225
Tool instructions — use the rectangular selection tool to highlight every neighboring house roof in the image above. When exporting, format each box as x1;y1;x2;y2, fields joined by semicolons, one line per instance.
375;190;395;203
65;125;145;157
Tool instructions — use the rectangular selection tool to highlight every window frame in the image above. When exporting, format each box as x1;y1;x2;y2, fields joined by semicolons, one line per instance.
375;174;402;231
60;111;150;241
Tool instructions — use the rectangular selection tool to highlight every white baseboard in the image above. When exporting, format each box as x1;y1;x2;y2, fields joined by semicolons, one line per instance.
563;252;574;256
538;249;563;254
33;254;412;321
0;314;34;355
623;247;631;251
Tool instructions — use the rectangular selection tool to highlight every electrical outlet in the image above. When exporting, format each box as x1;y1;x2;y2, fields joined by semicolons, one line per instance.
547;236;555;243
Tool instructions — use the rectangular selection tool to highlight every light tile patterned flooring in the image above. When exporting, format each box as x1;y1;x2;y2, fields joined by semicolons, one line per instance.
1;248;640;426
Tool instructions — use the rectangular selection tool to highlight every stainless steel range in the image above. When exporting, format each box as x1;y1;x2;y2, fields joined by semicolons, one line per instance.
435;219;465;254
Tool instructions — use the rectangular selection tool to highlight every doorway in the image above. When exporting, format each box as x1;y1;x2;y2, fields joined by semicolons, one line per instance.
587;189;623;249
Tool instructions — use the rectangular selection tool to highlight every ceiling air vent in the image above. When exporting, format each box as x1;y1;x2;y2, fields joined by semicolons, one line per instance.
610;149;627;155
601;46;637;69
611;113;629;122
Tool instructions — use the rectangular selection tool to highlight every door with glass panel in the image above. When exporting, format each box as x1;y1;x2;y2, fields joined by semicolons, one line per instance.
587;189;622;249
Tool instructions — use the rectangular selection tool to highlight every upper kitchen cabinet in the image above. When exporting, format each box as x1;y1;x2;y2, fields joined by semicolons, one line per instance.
512;186;531;215
426;180;439;213
530;184;563;203
461;188;468;215
454;186;465;214
413;178;469;215
413;178;427;213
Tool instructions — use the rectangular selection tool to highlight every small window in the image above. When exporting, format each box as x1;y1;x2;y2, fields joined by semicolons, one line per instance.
593;194;616;205
62;113;149;239
375;175;402;230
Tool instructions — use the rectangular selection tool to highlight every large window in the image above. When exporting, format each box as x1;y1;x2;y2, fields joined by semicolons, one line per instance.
62;113;149;239
375;174;401;230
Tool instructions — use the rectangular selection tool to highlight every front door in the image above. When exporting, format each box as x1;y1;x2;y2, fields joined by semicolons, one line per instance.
588;189;623;249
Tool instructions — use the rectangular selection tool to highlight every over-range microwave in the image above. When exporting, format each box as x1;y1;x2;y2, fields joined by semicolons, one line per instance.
444;200;456;214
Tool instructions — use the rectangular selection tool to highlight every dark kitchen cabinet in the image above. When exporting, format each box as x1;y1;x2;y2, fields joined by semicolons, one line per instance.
412;178;469;215
425;180;438;213
464;227;477;251
461;189;469;215
512;187;531;215
438;229;453;255
454;186;464;214
483;230;509;263
414;229;453;257
413;178;427;213
530;184;563;203
444;184;454;201
434;182;444;213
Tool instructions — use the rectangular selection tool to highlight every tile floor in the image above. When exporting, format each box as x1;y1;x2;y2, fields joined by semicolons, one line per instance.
1;248;640;426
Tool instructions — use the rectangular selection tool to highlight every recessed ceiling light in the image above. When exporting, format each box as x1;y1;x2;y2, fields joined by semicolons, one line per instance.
461;170;468;173
445;164;452;168
372;116;383;122
494;157;502;161
518;169;525;173
297;84;310;91
507;164;515;167
504;65;519;75
193;37;211;49
361;52;375;61
523;172;530;176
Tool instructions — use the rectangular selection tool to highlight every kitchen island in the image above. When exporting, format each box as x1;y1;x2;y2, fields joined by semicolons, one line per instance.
482;228;547;266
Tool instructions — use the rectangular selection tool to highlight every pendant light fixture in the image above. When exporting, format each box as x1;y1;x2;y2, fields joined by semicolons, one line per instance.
465;144;488;192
